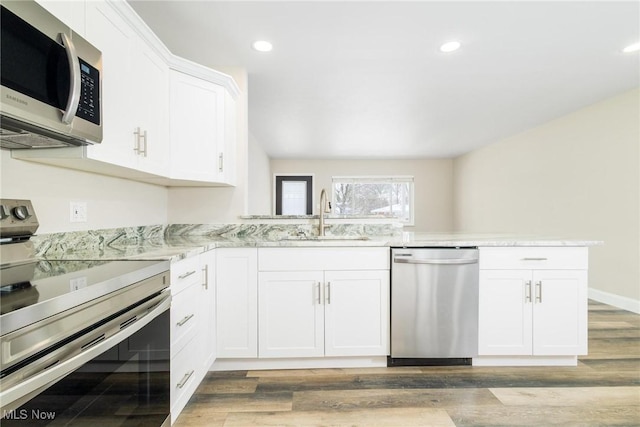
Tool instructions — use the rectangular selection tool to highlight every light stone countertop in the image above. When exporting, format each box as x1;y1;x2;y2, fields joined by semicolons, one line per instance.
90;233;603;264
35;228;602;264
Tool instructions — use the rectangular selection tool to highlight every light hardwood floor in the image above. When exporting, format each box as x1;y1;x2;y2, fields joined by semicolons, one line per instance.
175;300;640;426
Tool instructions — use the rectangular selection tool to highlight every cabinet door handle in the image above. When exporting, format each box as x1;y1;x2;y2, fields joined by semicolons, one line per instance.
178;270;196;280
218;153;224;172
535;281;542;303
521;258;548;261
140;129;148;157
177;314;194;326
202;264;209;289
133;127;141;153
177;370;194;389
326;282;331;304
525;280;532;303
316;282;321;304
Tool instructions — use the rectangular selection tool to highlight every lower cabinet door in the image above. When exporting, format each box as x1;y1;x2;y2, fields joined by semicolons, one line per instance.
478;270;533;356
532;270;588;355
324;270;389;357
258;271;325;358
216;248;258;358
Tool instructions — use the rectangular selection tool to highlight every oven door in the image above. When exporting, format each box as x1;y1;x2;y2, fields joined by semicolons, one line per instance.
0;295;170;426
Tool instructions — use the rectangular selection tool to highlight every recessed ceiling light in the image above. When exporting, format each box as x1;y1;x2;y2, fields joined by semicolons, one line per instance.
439;41;461;53
622;41;640;53
252;40;273;52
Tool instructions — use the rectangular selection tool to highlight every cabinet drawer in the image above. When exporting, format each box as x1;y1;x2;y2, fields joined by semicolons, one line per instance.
171;282;200;356
171;340;200;412
258;247;390;271
479;247;588;270
171;256;202;295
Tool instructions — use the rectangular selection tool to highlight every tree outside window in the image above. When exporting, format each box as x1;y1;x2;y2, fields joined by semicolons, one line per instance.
332;176;414;225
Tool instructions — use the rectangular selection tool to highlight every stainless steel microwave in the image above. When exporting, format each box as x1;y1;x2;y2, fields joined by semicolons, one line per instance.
0;0;102;149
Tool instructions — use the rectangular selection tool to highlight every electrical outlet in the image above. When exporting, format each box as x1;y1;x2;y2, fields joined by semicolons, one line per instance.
70;201;87;223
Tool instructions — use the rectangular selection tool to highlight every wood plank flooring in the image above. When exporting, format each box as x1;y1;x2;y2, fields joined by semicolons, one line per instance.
175;300;640;426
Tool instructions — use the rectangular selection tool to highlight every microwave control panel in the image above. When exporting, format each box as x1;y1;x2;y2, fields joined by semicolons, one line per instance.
77;58;100;126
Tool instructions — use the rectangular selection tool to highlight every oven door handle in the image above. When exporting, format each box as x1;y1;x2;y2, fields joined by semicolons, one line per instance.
0;293;171;413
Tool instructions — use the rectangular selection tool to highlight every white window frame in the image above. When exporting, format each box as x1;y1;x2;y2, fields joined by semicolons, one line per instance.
331;176;415;225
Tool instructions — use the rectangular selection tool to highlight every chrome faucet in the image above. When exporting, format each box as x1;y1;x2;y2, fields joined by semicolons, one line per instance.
318;188;331;236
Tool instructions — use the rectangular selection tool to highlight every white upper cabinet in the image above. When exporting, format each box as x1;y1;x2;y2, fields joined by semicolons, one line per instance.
83;1;169;176
168;69;237;186
84;1;138;170
169;70;223;183
14;0;239;187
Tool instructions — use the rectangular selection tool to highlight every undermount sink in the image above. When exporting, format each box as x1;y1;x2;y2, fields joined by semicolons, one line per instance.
282;235;370;241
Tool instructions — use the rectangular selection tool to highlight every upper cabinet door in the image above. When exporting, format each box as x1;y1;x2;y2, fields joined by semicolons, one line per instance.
84;1;137;169
169;70;224;182
132;41;169;176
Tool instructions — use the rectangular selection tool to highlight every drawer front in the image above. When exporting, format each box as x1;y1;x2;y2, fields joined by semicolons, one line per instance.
171;256;202;295
170;339;200;414
258;247;390;271
171;282;200;356
479;247;588;270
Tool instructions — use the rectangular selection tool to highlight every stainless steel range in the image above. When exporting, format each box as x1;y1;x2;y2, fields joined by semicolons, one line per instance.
0;199;171;426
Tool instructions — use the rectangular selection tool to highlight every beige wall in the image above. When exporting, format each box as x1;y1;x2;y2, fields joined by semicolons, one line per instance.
247;132;272;215
0;150;168;234
270;158;454;231
167;67;250;223
453;88;640;307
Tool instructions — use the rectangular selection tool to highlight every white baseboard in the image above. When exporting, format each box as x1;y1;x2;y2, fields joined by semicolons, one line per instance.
589;287;640;314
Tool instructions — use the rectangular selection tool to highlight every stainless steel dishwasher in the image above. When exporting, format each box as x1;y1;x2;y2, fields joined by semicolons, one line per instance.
389;248;479;366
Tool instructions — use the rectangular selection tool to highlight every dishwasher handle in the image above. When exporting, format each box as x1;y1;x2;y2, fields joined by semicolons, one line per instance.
393;257;478;265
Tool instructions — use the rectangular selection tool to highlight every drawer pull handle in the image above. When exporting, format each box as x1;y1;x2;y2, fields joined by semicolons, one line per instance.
177;370;194;389
178;270;197;280
521;258;548;261
177;314;194;326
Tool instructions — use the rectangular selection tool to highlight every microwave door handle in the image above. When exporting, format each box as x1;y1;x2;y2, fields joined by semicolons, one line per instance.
58;33;81;125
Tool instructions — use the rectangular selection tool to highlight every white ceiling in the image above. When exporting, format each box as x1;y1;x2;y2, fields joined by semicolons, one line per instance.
129;1;640;159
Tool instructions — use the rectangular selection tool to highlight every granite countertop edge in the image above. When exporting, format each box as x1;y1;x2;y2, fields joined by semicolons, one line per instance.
47;234;602;264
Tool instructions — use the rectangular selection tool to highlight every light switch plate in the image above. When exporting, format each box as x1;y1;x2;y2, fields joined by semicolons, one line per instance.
70;201;87;223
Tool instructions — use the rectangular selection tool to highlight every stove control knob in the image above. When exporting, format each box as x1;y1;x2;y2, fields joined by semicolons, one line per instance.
0;205;9;220
12;205;31;220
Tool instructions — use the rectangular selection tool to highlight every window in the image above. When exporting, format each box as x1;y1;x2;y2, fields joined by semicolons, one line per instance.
331;176;414;225
274;175;313;215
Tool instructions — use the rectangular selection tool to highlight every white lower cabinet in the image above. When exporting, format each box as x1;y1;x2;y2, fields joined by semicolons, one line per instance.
215;248;258;358
199;250;217;372
258;270;389;358
257;247;390;359
170;252;217;423
478;247;588;361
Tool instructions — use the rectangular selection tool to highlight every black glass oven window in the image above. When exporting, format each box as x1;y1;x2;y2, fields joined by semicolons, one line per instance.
1;310;171;426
